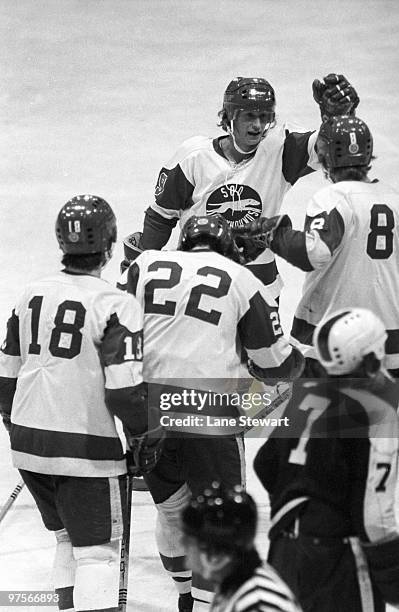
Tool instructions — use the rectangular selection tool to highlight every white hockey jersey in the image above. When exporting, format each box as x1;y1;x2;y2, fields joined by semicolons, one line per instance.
0;271;144;476
125;248;299;387
272;180;399;369
148;124;319;298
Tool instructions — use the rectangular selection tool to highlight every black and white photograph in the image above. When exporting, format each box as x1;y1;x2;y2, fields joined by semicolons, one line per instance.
1;1;399;611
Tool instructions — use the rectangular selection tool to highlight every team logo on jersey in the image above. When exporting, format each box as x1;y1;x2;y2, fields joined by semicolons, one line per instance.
348;132;359;154
155;171;168;197
206;184;262;228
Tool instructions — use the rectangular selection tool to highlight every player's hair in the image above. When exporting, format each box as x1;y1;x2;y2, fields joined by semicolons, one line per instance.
217;108;278;133
61;252;106;271
182;482;257;554
217;108;230;132
330;165;370;182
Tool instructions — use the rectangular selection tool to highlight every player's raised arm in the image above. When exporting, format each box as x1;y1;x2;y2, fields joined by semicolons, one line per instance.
236;116;372;272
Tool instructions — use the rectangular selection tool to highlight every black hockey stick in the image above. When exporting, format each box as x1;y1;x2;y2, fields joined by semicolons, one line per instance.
0;479;25;525
118;473;133;612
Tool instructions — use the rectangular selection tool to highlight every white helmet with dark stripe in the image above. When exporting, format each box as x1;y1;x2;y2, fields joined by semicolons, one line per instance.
313;308;387;375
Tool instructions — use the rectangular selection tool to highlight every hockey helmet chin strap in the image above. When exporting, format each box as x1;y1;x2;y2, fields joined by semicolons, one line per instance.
227;115;273;155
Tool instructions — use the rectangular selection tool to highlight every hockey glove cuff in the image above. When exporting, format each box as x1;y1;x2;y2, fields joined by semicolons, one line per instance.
125;425;166;476
234;215;292;257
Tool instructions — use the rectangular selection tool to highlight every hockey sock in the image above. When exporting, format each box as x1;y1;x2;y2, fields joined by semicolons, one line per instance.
72;540;120;612
52;529;76;611
156;483;192;594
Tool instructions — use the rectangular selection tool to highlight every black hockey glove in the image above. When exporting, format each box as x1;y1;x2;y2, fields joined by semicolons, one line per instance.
233;234;266;263
125;425;166;476
120;231;144;274
312;73;359;121
234;215;292;254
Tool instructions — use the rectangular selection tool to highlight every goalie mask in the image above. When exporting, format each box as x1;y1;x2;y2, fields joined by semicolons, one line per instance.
182;482;257;552
56;195;117;255
313;308;387;375
316;115;373;170
178;215;241;262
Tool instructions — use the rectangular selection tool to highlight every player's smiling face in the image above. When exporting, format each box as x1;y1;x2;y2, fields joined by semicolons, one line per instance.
233;109;270;151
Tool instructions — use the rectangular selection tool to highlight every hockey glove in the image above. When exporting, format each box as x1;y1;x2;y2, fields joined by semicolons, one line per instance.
125;425;166;476
233;234;265;263
120;231;144;274
312;73;359;121
234;215;292;253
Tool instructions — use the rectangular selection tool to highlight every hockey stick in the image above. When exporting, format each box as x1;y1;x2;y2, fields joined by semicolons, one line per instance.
243;382;292;433
0;479;25;525
118;473;134;612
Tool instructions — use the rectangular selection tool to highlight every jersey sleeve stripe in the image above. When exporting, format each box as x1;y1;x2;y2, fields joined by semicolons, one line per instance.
154;164;194;213
305;231;332;269
290;316;316;347
1;310;21;356
386;329;399;355
238;292;280;350
105;361;143;389
0;354;22;378
0;376;17;416
246;337;292;369
150;202;181;219
245;259;279;285
282;130;316;185
101;313;143;366
126;262;140;296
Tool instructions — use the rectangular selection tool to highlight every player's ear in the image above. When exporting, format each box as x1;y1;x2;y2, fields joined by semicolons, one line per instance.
362;352;381;377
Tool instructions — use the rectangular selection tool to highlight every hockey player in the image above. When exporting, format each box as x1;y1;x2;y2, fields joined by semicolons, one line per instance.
181;482;303;612
254;308;399;612
121;73;359;300
121;214;304;610
0;196;149;612
236;115;399;376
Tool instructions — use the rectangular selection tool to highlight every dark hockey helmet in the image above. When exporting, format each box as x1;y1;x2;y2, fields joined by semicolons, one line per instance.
316;115;373;169
55;195;117;254
182;482;257;552
179;214;239;260
223;77;276;122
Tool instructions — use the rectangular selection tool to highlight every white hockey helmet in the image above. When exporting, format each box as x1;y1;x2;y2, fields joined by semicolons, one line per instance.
313;308;387;375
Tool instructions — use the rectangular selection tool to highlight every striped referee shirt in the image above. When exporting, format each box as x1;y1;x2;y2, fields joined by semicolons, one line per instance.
210;564;302;612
